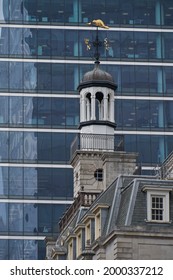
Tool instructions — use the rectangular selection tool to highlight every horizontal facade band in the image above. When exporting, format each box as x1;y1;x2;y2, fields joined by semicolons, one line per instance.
0;127;78;133
0;23;173;33
0;127;173;136
115;130;173;136
0;163;72;168
0;235;45;240
0;92;79;98
0;57;173;67
1;92;173;102
116;96;173;101
0;199;73;204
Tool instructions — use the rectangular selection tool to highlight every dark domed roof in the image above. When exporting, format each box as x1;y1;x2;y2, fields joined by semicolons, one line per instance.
77;62;117;91
83;63;114;82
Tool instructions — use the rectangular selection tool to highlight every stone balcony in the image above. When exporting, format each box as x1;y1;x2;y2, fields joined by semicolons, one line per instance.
59;190;101;232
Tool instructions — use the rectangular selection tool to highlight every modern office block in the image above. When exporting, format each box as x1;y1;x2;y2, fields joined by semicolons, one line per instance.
0;0;173;259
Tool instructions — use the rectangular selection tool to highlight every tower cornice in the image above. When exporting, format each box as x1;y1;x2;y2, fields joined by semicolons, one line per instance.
79;120;117;129
77;80;117;91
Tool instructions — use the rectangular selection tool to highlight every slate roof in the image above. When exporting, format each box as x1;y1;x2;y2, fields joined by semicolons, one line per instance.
78;176;173;235
55;174;173;250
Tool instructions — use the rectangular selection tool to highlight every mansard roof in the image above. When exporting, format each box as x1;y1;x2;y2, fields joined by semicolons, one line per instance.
56;175;173;246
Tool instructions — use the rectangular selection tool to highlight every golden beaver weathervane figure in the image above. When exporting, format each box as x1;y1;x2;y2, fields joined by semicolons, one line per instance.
87;19;109;29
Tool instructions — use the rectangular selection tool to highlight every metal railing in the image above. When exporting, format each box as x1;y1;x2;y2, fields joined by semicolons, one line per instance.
71;133;124;159
160;151;173;179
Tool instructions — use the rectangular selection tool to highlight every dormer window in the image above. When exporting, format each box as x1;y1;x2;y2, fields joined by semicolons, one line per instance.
74;225;85;259
142;186;172;223
92;204;109;240
86;222;91;245
68;241;73;260
66;234;76;260
82;214;95;246
77;232;82;257
95;212;101;239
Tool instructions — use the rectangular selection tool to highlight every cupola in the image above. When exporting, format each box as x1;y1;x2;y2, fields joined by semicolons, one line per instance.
77;60;117;153
78;61;117;131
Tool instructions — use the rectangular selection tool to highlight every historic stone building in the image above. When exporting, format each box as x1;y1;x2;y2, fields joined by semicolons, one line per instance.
45;30;173;259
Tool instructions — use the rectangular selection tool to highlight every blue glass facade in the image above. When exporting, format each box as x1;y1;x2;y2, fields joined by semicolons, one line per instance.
0;0;173;259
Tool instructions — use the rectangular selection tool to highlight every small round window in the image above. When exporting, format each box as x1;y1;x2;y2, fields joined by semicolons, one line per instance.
94;169;103;181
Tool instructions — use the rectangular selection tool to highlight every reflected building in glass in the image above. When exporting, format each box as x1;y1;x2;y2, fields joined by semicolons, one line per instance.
0;0;173;259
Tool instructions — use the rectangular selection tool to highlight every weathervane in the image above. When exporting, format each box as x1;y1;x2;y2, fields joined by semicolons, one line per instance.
84;19;110;63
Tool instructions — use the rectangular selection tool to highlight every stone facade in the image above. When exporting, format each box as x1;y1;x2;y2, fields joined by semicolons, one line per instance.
71;150;138;196
102;151;138;188
105;231;173;260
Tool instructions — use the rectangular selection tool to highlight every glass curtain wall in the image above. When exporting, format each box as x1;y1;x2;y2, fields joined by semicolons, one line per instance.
0;0;173;259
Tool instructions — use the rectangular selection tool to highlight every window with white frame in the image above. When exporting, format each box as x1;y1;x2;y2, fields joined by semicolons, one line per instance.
151;195;164;221
143;186;171;223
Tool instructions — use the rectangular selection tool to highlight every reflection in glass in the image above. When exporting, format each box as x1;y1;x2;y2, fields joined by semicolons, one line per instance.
0;202;8;232
125;134;168;164
38;204;67;234
0;62;172;96
0;96;8;124
9;131;23;162
24;240;38;260
24;167;37;196
1;25;170;61
0;0;171;27
9;96;23;126
0;131;8;161
9;203;23;232
0;167;8;196
9;167;23;196
0;166;73;199
9;240;23;260
24;204;37;234
0;240;8;259
116;99;167;130
0;131;77;163
24;132;37;162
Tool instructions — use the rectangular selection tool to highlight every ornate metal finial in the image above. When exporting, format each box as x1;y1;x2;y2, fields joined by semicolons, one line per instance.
84;19;110;63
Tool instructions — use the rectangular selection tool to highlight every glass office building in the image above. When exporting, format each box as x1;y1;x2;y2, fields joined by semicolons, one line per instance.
0;0;173;259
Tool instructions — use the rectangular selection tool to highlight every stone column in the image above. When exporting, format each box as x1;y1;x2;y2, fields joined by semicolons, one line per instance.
100;100;104;120
109;96;115;122
80;95;86;122
91;92;96;120
86;99;90;121
103;94;108;121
